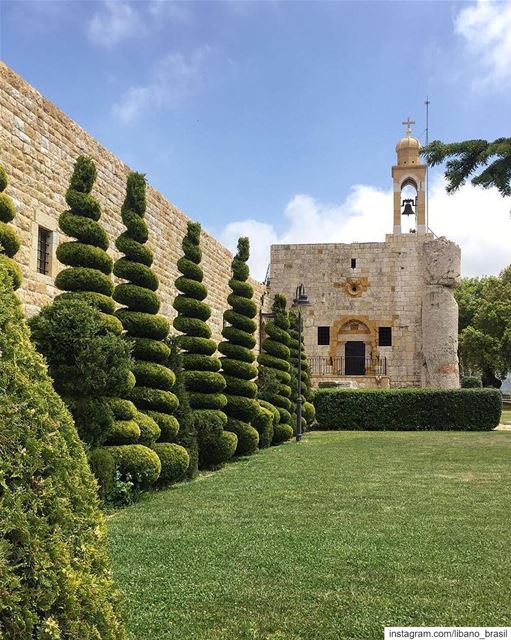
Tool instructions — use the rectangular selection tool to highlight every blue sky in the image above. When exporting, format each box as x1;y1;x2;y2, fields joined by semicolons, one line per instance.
2;0;511;279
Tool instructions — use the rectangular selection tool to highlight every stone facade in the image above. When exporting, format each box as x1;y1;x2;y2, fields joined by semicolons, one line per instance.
267;130;461;389
0;63;265;345
268;234;461;388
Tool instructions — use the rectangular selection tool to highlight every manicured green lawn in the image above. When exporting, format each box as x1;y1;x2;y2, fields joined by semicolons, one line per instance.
108;432;511;640
501;408;511;424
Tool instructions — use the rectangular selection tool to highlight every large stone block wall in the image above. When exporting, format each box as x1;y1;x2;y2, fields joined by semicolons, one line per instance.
0;63;265;345
268;233;460;388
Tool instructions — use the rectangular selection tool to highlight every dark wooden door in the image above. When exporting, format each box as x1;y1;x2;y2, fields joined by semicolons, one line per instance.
345;341;365;375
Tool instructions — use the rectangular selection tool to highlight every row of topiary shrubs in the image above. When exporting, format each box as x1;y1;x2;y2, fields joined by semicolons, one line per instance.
3;155;315;503
315;387;502;431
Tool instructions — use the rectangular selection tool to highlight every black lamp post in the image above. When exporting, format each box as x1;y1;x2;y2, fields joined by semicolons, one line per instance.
292;283;309;443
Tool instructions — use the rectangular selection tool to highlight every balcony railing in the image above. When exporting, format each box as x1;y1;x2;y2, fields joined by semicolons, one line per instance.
307;356;387;377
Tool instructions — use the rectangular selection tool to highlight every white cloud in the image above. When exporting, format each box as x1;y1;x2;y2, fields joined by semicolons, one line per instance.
148;0;192;23
87;1;141;48
112;47;210;123
87;0;191;48
428;176;511;278
220;177;511;282
455;0;511;91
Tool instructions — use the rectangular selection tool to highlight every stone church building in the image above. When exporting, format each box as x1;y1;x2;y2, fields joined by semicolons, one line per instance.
267;123;461;389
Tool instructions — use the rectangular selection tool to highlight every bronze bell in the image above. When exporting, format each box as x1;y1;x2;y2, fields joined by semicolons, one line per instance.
401;198;415;216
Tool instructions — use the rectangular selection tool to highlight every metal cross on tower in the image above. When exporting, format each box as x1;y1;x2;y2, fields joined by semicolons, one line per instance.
402;117;415;136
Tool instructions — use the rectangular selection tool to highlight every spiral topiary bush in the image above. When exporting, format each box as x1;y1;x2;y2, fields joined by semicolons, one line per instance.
31;160;161;496
257;294;294;444
219;237;259;456
55;156;122;334
113;172;188;486
0;265;128;639
289;309;315;430
256;374;280;447
0;162;22;290
168;337;199;479
173;221;236;468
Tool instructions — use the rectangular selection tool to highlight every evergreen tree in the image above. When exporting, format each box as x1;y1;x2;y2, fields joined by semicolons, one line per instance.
0;162;22;289
219;237;259;455
289;309;315;429
114;173;189;485
0;265;128;639
257;294;294;444
173;221;237;467
168;337;199;479
423;138;511;198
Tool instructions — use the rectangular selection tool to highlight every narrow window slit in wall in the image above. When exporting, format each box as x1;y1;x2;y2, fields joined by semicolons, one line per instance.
37;227;51;275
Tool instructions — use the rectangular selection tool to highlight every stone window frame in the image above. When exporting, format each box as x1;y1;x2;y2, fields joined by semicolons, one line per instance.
378;326;393;347
317;325;330;346
30;210;59;283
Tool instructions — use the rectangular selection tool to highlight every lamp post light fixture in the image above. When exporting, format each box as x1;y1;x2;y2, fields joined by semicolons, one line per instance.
292;283;310;443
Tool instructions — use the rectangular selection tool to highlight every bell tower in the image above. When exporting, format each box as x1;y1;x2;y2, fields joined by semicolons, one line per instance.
392;118;427;234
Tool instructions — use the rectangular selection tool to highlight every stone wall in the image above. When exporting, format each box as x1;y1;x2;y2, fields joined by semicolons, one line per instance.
0;63;265;345
268;233;460;388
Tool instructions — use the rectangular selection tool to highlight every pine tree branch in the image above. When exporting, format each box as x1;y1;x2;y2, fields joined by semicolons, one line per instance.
422;137;511;197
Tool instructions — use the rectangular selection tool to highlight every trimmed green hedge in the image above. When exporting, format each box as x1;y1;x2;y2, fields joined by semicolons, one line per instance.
461;376;483;388
315;388;502;431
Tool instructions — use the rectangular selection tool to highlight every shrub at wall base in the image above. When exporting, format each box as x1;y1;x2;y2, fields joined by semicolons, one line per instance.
173;221;236;468
461;376;483;389
28;298;162;497
257;295;294;444
114;172;188;486
315;388;502;431
219;237;259;456
252;402;274;448
0;266;128;639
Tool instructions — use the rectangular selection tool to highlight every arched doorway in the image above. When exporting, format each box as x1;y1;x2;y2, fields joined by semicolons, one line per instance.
331;318;375;376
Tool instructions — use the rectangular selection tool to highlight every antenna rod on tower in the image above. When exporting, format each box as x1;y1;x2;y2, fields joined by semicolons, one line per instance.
425;97;430;230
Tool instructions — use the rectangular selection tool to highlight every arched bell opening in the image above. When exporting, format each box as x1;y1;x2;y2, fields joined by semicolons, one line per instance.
400;180;418;233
